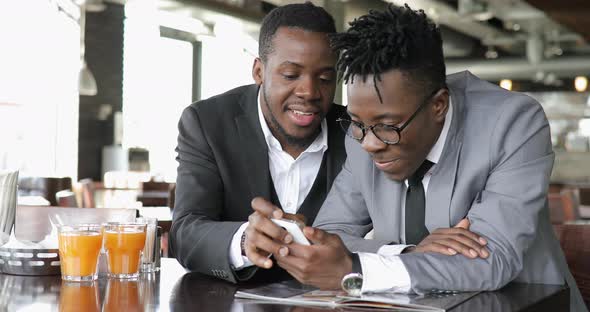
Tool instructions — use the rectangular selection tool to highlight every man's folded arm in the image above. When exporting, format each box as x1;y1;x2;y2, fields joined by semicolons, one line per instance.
170;106;244;283
395;98;555;294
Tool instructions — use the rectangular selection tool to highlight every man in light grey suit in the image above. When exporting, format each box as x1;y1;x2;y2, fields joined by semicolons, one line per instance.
251;4;586;311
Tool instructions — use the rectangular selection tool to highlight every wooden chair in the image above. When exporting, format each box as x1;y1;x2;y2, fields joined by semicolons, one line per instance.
577;187;590;219
55;190;78;207
18;177;72;206
79;178;96;208
141;180;172;192
138;180;172;207
168;184;176;210
578;188;590;206
549;183;565;194
553;224;590;309
548;189;579;224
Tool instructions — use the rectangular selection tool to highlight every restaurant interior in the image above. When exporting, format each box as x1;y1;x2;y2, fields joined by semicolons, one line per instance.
0;0;589;310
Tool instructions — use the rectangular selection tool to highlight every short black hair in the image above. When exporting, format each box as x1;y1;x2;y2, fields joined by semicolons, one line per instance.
330;3;446;102
258;1;336;62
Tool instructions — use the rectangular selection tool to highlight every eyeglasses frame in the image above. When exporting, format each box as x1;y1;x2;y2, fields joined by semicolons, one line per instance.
337;88;442;145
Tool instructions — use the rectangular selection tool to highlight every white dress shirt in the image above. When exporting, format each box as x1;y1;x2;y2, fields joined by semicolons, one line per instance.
359;98;453;293
229;91;328;269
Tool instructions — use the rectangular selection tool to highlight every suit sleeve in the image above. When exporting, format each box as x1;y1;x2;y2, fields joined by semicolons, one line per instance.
399;95;555;293
169;105;243;283
314;137;392;252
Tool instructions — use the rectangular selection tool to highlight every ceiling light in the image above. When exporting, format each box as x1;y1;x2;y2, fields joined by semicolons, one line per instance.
485;46;498;59
512;23;521;31
458;0;492;21
84;0;106;12
543;73;557;85
545;44;563;58
78;3;97;96
499;79;512;91
79;60;97;96
575;76;588;92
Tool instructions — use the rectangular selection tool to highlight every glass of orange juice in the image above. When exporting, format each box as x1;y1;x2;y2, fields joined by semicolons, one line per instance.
59;281;100;312
57;224;103;282
103;223;147;279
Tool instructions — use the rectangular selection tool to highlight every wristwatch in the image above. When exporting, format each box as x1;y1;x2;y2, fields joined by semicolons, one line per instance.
341;253;363;296
341;273;363;297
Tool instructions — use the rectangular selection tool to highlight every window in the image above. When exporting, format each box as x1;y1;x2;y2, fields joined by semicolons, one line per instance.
123;4;198;182
0;1;79;178
123;4;257;182
199;19;256;99
123;35;194;182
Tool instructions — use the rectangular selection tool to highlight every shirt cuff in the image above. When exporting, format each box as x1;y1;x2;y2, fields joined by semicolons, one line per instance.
358;252;412;294
377;244;415;257
229;222;254;270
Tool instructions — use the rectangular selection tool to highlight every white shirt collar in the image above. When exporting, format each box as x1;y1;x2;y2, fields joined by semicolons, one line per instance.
257;90;328;156
425;96;453;165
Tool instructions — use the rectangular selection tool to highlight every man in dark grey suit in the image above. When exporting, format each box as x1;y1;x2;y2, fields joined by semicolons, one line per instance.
252;4;585;311
169;2;346;283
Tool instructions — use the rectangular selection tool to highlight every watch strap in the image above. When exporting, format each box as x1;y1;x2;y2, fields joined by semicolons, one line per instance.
351;252;363;275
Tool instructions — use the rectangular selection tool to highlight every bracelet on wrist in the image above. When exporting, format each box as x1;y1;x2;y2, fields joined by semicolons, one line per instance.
240;232;247;256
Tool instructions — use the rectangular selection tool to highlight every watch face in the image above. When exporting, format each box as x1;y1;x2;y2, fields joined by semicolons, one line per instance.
341;273;363;297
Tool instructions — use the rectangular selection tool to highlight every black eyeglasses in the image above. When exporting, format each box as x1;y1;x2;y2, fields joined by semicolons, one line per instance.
337;88;440;145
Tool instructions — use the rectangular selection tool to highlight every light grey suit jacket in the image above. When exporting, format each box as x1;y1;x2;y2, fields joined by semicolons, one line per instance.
314;71;586;311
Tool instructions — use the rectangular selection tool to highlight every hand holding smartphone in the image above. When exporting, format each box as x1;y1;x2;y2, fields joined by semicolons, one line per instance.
271;218;311;245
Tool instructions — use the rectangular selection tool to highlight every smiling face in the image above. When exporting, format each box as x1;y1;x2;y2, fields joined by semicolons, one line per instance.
253;27;337;156
346;70;449;181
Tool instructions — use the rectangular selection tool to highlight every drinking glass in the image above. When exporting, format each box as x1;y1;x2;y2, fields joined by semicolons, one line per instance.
57;224;103;281
103;223;146;279
136;217;159;273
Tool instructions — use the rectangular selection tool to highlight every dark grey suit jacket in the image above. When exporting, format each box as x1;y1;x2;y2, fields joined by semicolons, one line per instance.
314;71;586;311
170;84;346;283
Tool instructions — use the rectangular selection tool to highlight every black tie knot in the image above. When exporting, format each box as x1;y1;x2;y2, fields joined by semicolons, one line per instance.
408;160;434;187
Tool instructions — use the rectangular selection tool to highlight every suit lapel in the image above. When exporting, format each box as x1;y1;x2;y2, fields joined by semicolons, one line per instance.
374;168;404;243
425;81;465;231
297;153;328;225
324;105;346;192
234;85;271;201
297;105;346;224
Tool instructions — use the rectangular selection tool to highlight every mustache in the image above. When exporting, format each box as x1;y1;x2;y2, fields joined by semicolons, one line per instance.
283;102;322;112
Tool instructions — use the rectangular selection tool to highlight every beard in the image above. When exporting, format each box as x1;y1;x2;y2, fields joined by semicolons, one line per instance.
262;84;321;149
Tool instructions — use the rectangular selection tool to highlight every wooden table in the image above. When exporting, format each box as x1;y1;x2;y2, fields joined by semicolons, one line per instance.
0;259;570;311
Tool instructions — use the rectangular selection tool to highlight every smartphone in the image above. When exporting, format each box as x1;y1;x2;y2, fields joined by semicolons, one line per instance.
271;218;311;245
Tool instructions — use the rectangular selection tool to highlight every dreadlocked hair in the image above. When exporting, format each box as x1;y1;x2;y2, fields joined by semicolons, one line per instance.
330;3;446;102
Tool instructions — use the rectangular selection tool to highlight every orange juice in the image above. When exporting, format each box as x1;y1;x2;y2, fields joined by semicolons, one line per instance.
58;230;102;280
59;281;100;312
103;280;141;312
104;228;146;277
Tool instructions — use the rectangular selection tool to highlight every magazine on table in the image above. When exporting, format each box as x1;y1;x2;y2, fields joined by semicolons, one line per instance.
235;280;479;311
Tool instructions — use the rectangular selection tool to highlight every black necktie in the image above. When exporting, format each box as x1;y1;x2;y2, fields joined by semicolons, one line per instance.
405;160;434;245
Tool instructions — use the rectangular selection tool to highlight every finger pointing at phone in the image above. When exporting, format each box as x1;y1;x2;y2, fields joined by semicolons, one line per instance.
244;197;306;269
